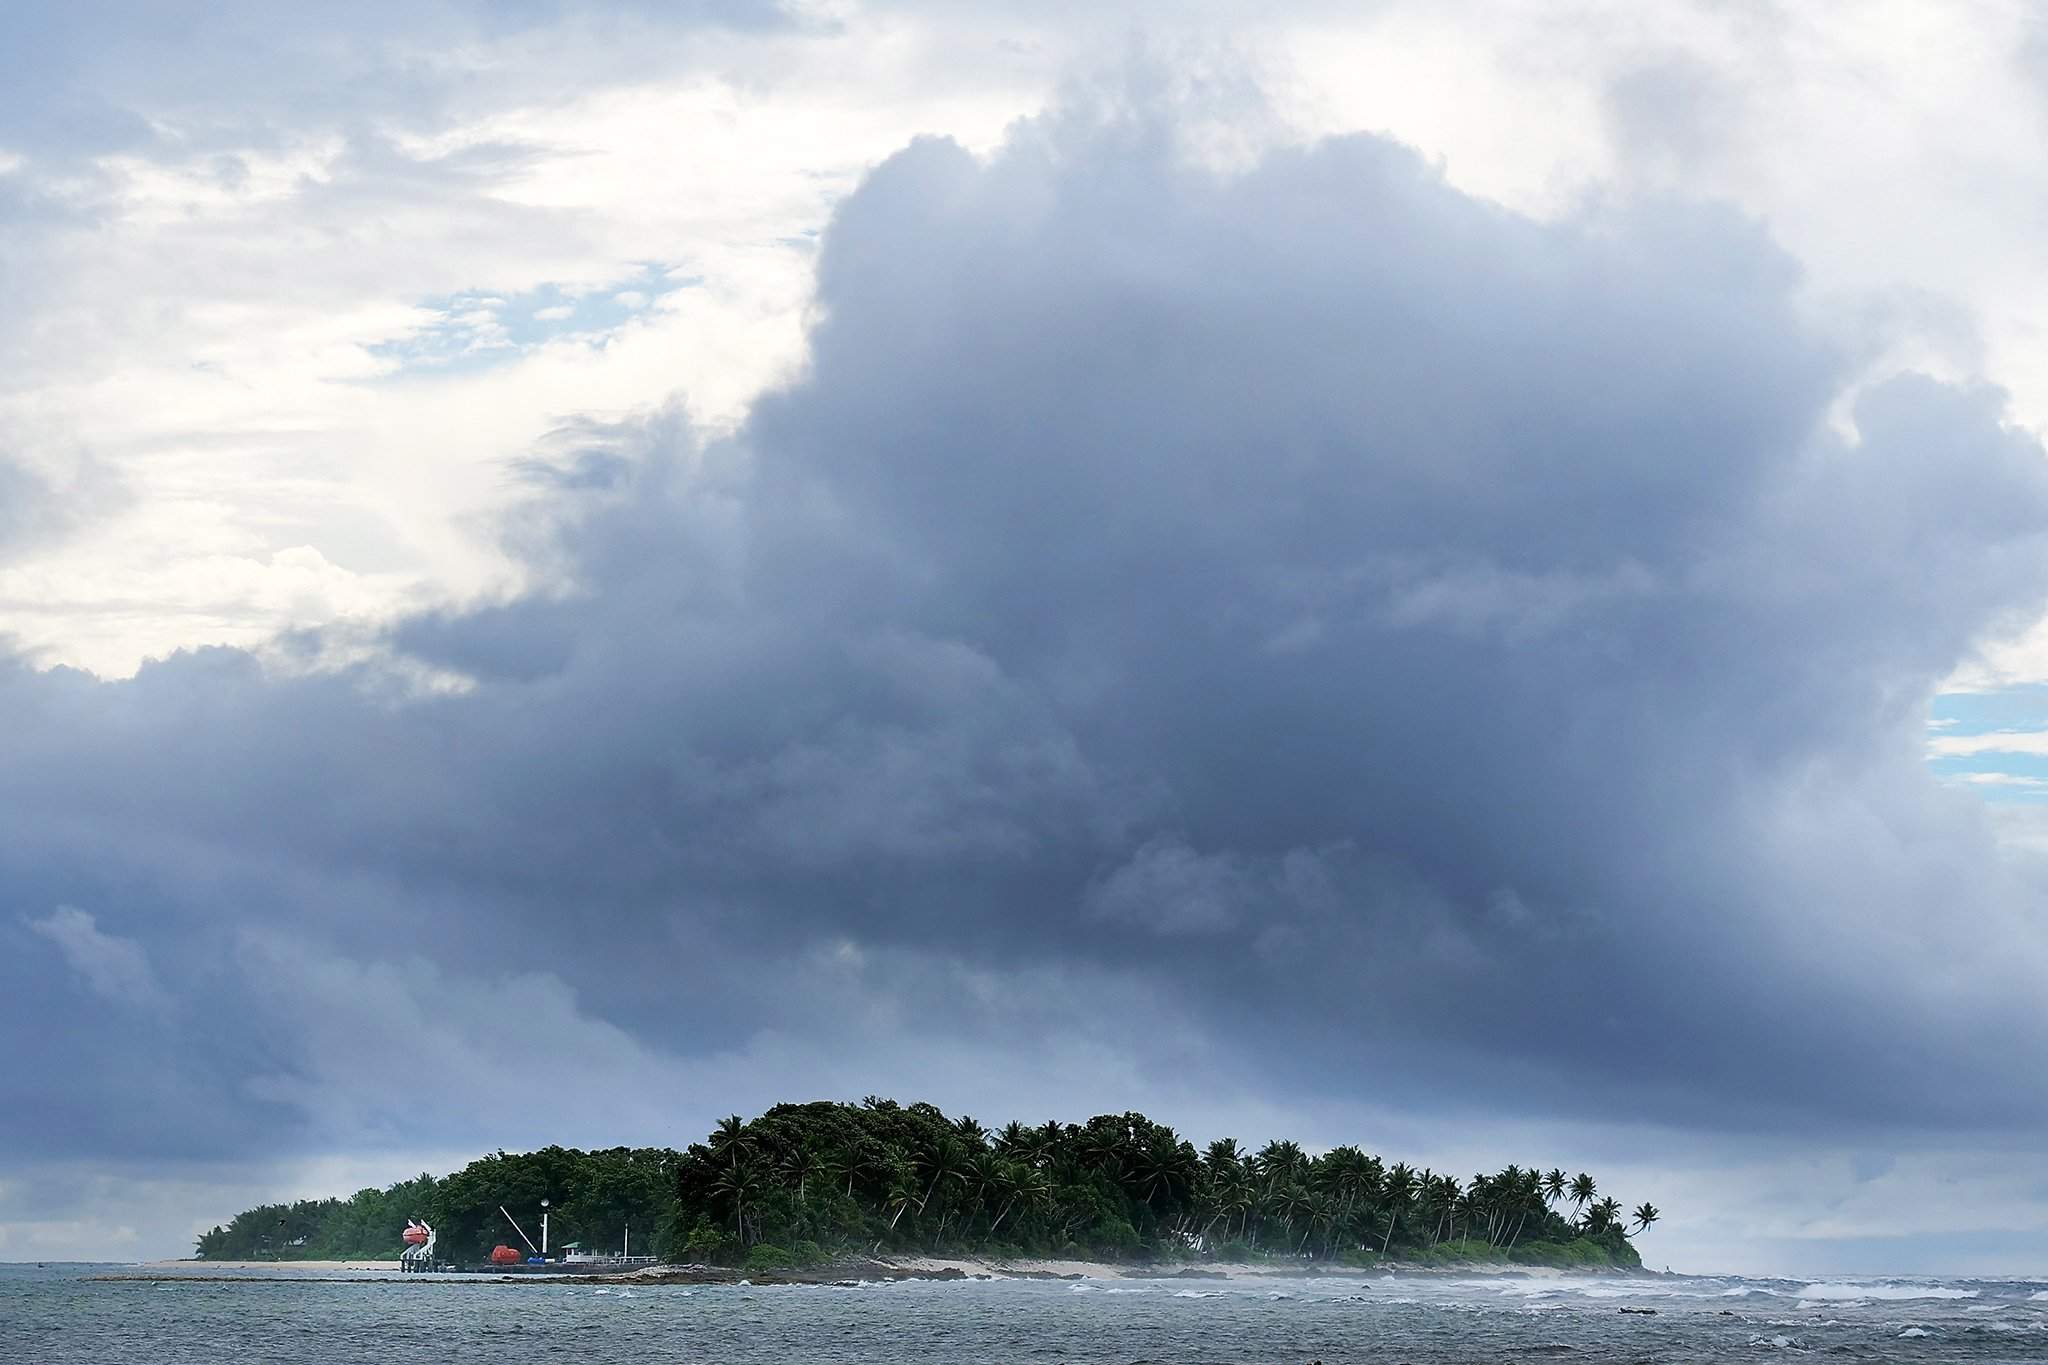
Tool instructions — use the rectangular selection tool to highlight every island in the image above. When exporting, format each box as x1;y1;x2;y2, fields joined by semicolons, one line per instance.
195;1099;1654;1275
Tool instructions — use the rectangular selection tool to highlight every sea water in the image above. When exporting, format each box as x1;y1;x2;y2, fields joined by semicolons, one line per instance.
5;1263;2047;1363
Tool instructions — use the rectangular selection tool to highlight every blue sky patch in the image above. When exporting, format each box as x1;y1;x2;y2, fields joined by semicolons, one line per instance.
368;263;694;377
1927;685;2048;801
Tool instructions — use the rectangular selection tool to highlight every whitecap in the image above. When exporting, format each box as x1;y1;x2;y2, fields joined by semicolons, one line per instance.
1796;1281;1976;1301
1898;1327;1931;1338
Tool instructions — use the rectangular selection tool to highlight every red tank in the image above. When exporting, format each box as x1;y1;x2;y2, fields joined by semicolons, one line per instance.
402;1226;430;1246
490;1245;523;1265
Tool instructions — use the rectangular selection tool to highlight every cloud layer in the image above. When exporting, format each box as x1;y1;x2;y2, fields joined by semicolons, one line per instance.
7;85;2048;1268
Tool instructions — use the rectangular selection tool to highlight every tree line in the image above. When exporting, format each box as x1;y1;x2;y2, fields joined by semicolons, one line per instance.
194;1147;675;1263
671;1099;1651;1271
197;1099;1655;1271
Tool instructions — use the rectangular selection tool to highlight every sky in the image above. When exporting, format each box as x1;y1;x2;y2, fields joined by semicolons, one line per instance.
3;0;2048;1277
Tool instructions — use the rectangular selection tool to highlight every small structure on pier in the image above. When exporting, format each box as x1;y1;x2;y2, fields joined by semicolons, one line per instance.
398;1219;437;1272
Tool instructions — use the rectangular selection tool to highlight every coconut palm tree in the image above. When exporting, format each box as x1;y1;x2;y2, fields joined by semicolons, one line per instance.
1379;1163;1414;1253
1631;1203;1660;1235
883;1174;921;1232
916;1138;971;1212
1542;1168;1567;1208
709;1115;751;1163
1204;1137;1243;1175
709;1157;764;1244
1568;1172;1596;1225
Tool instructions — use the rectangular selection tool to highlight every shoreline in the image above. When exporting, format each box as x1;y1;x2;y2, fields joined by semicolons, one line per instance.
108;1255;1585;1286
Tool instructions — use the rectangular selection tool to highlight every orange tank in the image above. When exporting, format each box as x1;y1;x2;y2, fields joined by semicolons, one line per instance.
489;1245;523;1265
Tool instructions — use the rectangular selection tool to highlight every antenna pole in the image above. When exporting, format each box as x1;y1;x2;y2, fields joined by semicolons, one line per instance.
499;1205;539;1254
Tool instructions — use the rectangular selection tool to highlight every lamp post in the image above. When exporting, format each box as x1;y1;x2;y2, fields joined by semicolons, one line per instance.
541;1199;550;1257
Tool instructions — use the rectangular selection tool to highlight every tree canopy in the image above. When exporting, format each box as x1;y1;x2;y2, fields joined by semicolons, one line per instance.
199;1100;1648;1271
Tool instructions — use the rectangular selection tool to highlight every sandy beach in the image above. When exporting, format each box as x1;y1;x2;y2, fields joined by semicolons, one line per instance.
122;1254;1573;1285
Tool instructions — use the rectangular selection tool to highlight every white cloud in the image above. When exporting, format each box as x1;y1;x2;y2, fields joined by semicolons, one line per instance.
5;1;2048;686
1927;729;2048;758
24;907;165;1011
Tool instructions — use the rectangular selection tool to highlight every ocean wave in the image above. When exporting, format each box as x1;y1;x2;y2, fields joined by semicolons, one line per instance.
1795;1281;1977;1301
1898;1327;1931;1338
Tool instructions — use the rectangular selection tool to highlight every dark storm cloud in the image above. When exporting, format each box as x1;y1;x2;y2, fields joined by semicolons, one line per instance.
7;103;2048;1168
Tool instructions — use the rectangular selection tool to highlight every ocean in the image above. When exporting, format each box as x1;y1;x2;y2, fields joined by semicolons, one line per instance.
5;1263;2046;1363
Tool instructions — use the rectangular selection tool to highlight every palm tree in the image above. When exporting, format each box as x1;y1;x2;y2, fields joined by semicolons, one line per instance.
1256;1139;1309;1186
1631;1203;1660;1235
883;1174;921;1232
778;1145;824;1203
965;1152;1007;1216
1379;1163;1414;1254
916;1138;971;1213
1509;1167;1546;1250
982;1160;1031;1235
1568;1172;1596;1225
709;1157;764;1244
1542;1168;1566;1208
709;1115;751;1163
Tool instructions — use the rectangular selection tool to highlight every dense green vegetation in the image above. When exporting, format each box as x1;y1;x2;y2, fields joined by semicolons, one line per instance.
194;1147;675;1263
671;1100;1648;1270
197;1100;1655;1272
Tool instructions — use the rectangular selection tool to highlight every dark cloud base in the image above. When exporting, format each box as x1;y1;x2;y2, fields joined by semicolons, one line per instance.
6;104;2048;1179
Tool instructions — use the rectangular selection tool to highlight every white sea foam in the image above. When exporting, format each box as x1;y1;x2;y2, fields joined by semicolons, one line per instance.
1796;1281;1977;1301
1898;1327;1931;1338
2030;1290;2048;1302
1749;1333;1801;1349
1171;1289;1221;1299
